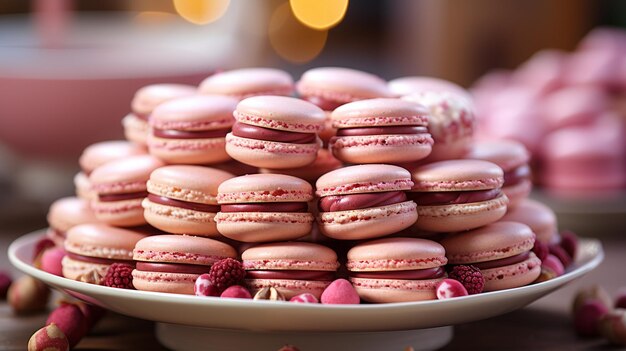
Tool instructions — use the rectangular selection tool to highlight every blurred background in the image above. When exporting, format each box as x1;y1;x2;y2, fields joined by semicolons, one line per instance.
0;0;625;233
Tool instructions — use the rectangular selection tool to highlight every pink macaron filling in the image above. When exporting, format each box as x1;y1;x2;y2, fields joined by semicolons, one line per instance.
135;262;210;275
319;191;407;212
470;251;531;270
66;252;132;265
147;194;220;213
231;122;317;144
152;127;231;139
302;95;345;111
408;189;501;206
504;164;531;187
245;270;335;281
335;126;428;137
350;266;445;280
220;202;309;213
98;191;149;202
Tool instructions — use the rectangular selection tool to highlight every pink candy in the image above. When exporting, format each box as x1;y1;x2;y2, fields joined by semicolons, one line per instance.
320;279;360;305
542;254;565;277
194;274;219;297
41;248;65;277
289;293;319;304
436;279;469;300
220;285;252;299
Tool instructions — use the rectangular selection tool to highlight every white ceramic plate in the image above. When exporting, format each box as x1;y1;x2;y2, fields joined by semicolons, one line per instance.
9;230;603;333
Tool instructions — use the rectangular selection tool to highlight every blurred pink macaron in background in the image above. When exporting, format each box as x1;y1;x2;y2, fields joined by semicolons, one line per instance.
441;221;541;292
74;140;147;200
316;164;417;240
148;95;239;165
388;76;473;105
408;160;508;233
329;98;434;164
540;85;609;131
259;149;342;185
122;84;197;146
346;237;447;303
403;90;475;161
226;96;325;169
62;224;149;282
464;139;532;208
133;235;237;295
242;242;339;299
296;67;393;111
46;196;99;247
142;165;234;236
500;198;558;245
89;155;164;227
198;67;294;100
215;174;314;242
510;50;565;97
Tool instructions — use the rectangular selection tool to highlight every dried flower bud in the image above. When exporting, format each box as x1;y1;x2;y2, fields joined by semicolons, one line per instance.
253;286;285;301
8;276;50;315
572;285;612;314
28;323;69;351
599;309;626;346
76;270;102;285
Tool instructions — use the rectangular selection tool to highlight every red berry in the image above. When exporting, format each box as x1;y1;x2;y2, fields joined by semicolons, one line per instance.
103;263;134;289
277;345;300;351
0;271;12;299
208;258;245;291
615;288;626;309
33;238;55;265
220;285;252;299
574;299;609;337
532;240;549;262
549;244;572;268
448;265;485;295
436;279;468;299
559;230;578;261
194;274;220;297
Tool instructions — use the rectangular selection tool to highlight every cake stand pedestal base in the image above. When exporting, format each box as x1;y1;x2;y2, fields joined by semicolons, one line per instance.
156;323;453;351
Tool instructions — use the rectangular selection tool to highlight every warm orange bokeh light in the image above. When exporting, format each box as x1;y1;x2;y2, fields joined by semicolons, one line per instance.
173;0;230;25
289;0;349;30
269;3;328;64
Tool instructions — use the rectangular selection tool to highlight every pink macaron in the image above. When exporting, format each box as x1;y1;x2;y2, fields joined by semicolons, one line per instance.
226;96;325;169
46;197;98;247
132;235;237;295
346;237;447;303
441;221;541;291
409;160;508;233
74;140;147;199
315;164;418;240
259;149;343;185
122;84;196;145
501;199;557;244
329;98;434;164
241;242;339;299
198;68;294;99
465;139;532;208
388;76;472;104
142;165;234;236
215;174;314;242
89;155;165;227
297;67;393;111
62;224;149;281
148;95;239;164
403;90;475;161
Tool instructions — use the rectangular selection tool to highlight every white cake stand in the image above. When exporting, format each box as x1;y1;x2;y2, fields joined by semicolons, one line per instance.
9;230;604;351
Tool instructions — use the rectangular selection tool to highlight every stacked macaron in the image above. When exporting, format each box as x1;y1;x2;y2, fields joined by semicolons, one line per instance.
198;68;294;100
46;197;98;247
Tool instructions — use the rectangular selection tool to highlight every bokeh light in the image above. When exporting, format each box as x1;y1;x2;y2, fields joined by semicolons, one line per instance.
173;0;230;25
289;0;349;30
269;2;328;64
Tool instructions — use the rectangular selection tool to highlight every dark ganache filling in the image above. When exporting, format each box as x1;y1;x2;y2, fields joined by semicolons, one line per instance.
336;126;428;137
231;122;316;144
319;191;407;212
147;194;220;213
99;191;149;202
152;128;231;139
220;202;309;213
350;267;445;280
408;189;501;206
471;252;531;270
245;270;335;281
66;252;133;265
504;164;531;187
135;261;210;275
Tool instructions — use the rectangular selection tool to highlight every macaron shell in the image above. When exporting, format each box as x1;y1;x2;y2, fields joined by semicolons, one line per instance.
346;237;447;272
297;67;393;102
502;179;532;209
79;140;147;173
410;160;504;192
133;234;237;265
91;198;146;227
464;139;530;172
148;135;230;165
316;164;413;197
198;68;294;98
214;212;313;242
132;270;200;295
147;165;234;204
330;133;433;164
259;149;343;184
330;98;429;128
318;201;418;240
387;76;472;102
218;174;313;204
64;224;149;260
245;278;331;299
225;134;320;169
61;256;110;281
89;155;164;189
74;172;94;200
150;95;237;131
413;194;508;233
500;199;557;244
350;277;443;303
142;198;219;236
440;221;536;264
122;114;149;145
242;242;338;271
234;96;325;133
131;84;197;116
482;252;542;291
426;135;473;162
47;197;98;233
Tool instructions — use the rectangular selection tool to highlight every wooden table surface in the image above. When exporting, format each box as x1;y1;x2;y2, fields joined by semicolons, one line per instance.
1;217;625;351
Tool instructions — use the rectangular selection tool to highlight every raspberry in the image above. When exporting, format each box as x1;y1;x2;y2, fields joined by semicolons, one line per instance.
559;230;578;261
208;258;245;291
103;263;134;289
448;265;485;295
532;240;549;262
